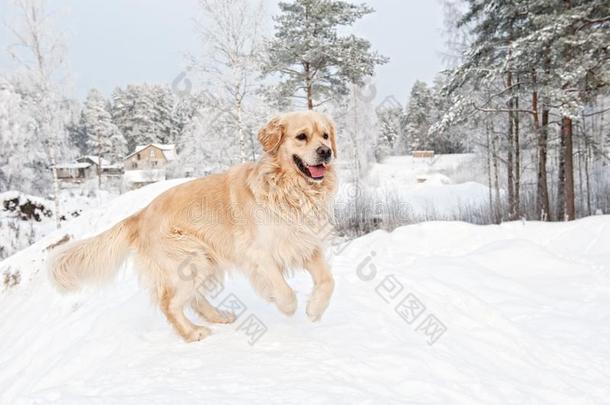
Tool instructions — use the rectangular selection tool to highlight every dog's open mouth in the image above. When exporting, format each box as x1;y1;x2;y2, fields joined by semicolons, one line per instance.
293;155;327;180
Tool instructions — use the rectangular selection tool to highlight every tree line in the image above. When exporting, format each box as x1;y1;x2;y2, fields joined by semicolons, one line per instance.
1;0;389;197
433;0;610;221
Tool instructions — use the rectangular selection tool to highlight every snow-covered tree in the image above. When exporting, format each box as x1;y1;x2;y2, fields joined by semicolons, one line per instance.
4;0;74;226
81;89;126;165
190;0;265;162
261;0;388;109
332;83;378;180
429;73;467;154
404;80;434;151
176;106;237;176
0;79;36;192
111;84;183;152
375;98;405;160
440;0;610;222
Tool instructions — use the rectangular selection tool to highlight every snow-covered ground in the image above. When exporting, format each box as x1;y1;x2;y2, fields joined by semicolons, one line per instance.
337;154;491;217
1;178;609;404
0;186;118;260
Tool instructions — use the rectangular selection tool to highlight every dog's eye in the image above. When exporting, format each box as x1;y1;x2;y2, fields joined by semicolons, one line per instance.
323;133;329;140
296;133;307;141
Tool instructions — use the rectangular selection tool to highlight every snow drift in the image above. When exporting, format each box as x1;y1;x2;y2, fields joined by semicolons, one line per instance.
1;179;610;404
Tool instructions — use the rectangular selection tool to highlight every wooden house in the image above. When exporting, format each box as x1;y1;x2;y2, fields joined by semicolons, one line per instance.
123;144;176;170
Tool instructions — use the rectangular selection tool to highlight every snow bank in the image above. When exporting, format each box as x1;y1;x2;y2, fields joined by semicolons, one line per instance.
1;179;609;404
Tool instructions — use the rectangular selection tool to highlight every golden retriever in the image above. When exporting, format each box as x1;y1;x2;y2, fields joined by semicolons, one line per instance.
49;110;338;342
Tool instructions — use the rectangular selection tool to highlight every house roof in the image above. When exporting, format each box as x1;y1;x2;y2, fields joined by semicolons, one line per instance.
77;155;111;166
124;143;177;162
52;162;91;169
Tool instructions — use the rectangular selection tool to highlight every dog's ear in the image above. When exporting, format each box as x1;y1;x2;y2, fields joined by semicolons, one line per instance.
258;116;285;154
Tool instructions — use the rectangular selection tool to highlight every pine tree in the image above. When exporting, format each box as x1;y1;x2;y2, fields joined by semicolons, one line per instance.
81;89;126;188
375;100;405;160
111;84;184;152
440;0;610;221
404;80;434;151
261;0;388;109
82;89;126;163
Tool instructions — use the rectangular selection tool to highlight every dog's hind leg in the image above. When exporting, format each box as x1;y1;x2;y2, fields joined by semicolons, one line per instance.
159;282;211;342
303;248;335;321
191;294;236;324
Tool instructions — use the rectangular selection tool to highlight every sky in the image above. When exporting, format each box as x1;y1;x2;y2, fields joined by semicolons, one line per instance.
0;0;447;105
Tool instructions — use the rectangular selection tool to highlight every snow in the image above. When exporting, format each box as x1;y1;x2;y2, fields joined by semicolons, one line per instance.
0;187;117;260
1;179;609;404
51;162;90;169
338;154;490;216
77;156;111;166
123;169;167;183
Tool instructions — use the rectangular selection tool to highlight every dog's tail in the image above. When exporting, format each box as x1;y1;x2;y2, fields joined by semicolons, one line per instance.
48;214;139;292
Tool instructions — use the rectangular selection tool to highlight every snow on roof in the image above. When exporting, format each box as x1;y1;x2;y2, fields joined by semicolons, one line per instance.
52;162;91;169
123;169;167;183
77;156;111;166
124;144;177;161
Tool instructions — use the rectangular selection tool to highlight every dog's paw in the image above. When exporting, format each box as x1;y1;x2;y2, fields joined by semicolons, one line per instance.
306;289;331;322
185;326;212;343
214;310;237;324
275;289;297;316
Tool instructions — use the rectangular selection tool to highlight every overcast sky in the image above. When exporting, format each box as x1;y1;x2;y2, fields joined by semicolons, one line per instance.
0;0;446;104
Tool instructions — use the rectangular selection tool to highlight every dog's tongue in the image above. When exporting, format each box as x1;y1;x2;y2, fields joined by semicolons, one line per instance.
308;164;326;178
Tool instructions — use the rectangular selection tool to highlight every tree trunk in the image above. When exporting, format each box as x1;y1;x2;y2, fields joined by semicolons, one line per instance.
492;131;502;223
304;62;314;110
506;72;516;220
557;130;566;220
97;144;102;190
585;137;591;216
236;96;246;163
562;116;575;220
485;121;493;222
561;0;575;221
51;158;61;229
532;70;550;220
513;90;520;217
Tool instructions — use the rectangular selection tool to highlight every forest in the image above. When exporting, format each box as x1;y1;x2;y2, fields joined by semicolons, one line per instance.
0;0;608;227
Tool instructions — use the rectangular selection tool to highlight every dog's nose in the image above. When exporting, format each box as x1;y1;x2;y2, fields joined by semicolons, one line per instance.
316;145;332;161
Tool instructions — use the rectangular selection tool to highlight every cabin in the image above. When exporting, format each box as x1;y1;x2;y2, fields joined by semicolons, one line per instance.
52;156;123;183
52;162;95;182
123;144;177;189
123;144;176;170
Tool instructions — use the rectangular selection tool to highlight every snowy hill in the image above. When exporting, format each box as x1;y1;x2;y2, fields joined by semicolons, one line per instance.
1;179;610;404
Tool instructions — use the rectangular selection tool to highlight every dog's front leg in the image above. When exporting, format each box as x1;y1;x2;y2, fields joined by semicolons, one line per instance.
249;261;297;316
304;249;335;321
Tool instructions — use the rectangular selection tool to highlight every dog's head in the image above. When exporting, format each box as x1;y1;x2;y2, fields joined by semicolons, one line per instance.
258;111;337;182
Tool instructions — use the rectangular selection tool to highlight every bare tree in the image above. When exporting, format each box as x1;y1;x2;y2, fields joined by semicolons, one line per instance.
190;0;265;163
6;0;71;228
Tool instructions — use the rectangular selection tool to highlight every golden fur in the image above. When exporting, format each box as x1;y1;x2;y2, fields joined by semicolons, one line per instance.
49;111;338;342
